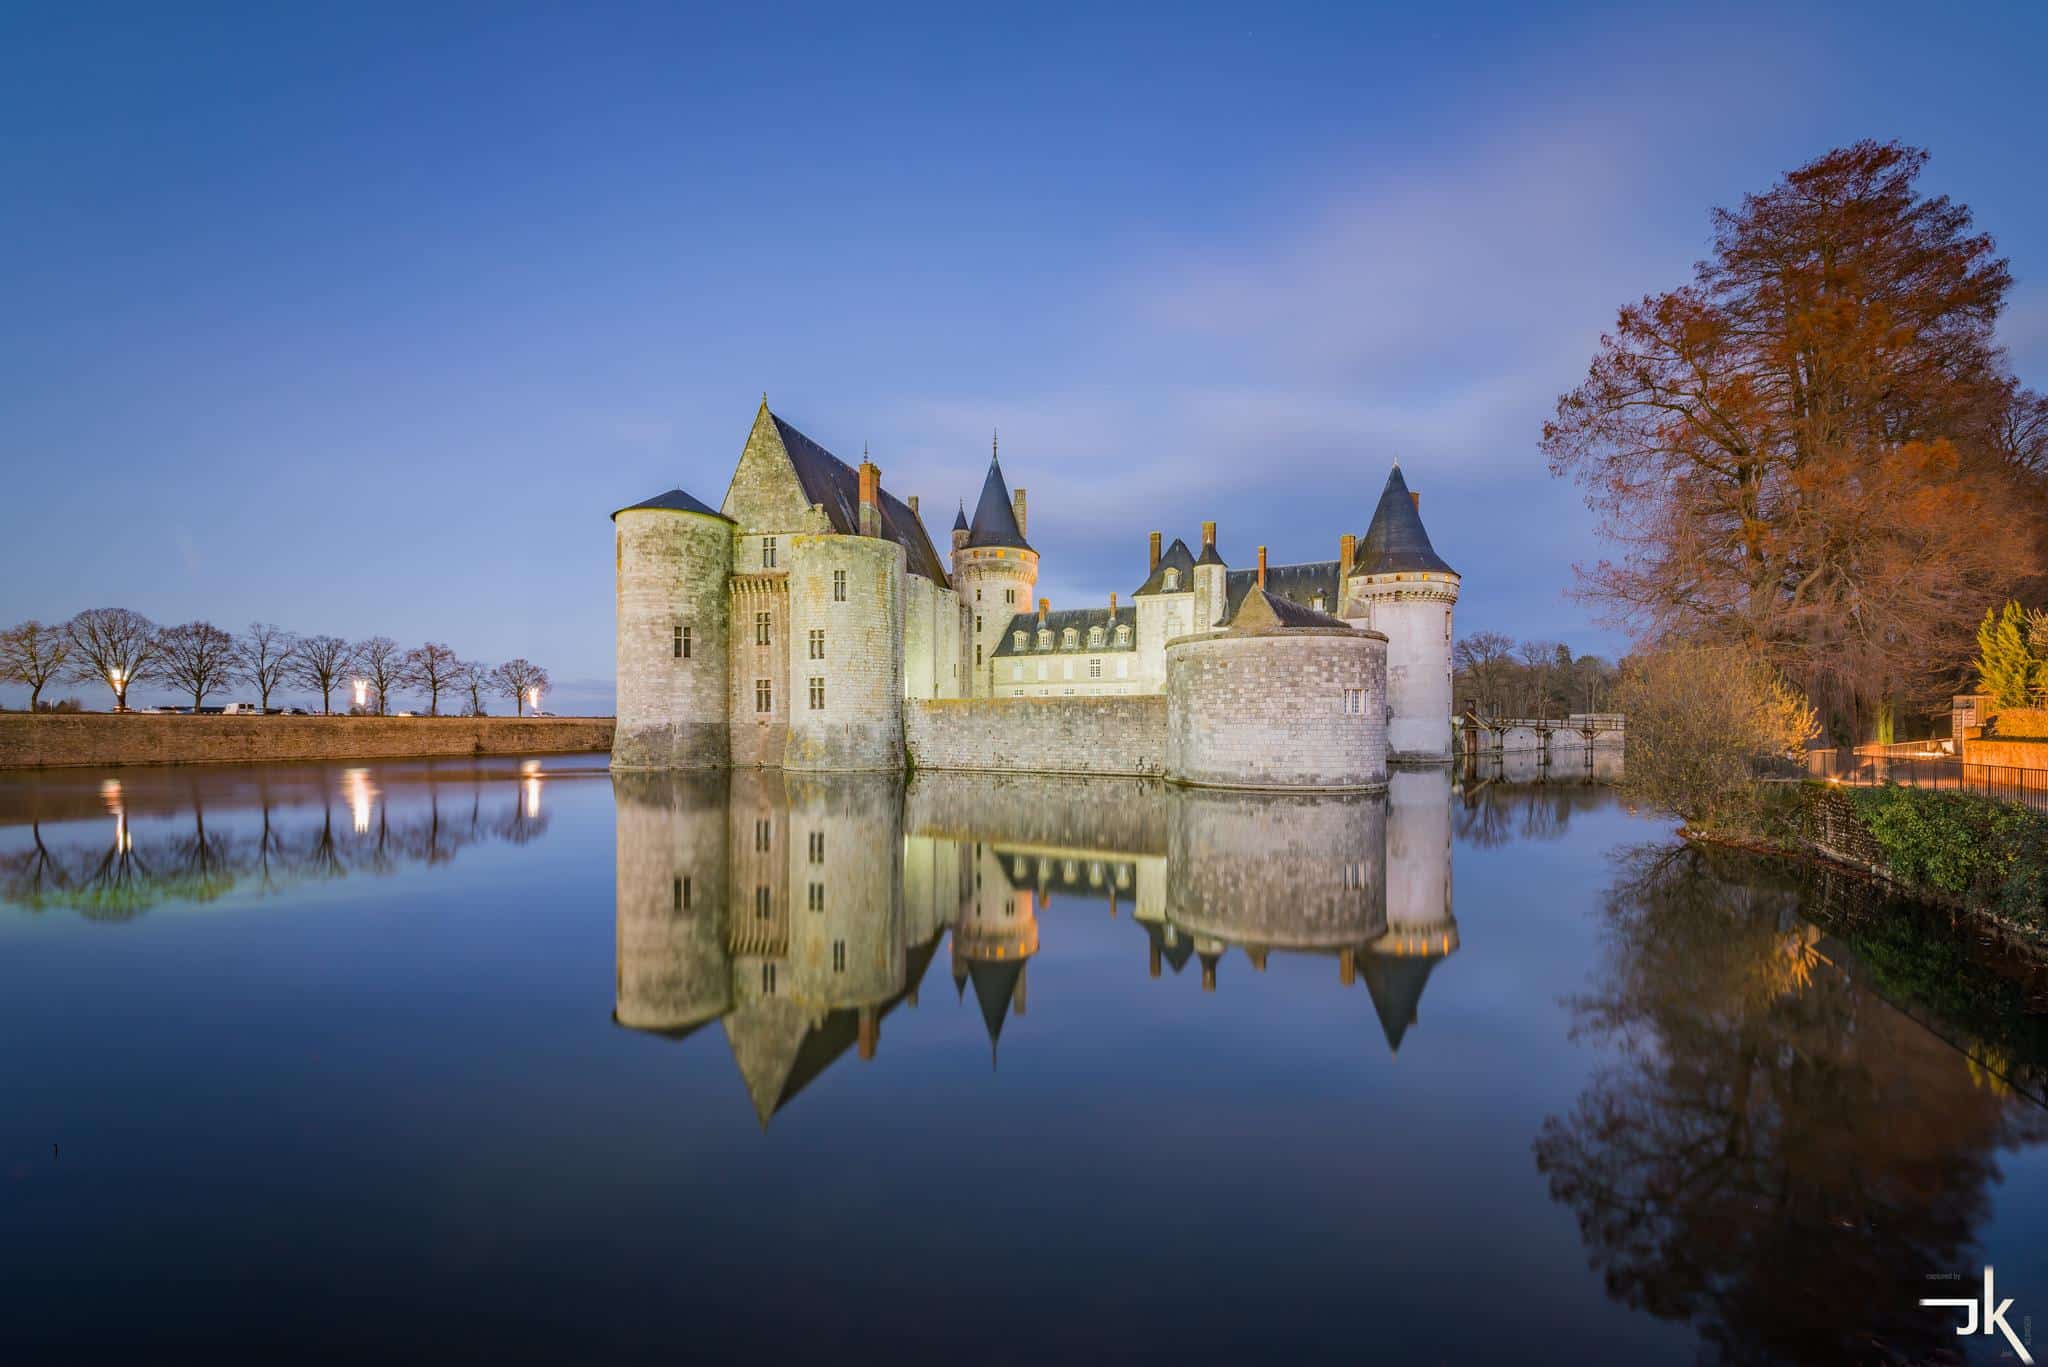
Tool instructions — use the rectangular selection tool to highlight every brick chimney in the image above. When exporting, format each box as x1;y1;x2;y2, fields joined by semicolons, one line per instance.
1038;597;1049;626
858;459;881;537
1340;532;1356;573
857;1007;877;1061
1012;488;1027;539
1257;545;1268;589
1410;490;1421;512
1149;531;1161;571
907;494;919;518
1109;591;1118;616
1201;520;1216;551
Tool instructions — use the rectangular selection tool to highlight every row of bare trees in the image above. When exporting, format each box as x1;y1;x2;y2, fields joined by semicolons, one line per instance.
1453;632;1619;720
0;609;551;716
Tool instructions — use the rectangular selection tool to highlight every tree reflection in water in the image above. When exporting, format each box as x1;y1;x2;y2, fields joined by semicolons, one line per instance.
0;762;563;920
1536;841;2048;1365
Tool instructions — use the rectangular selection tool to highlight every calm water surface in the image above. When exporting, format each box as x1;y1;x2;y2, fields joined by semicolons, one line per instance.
5;754;2048;1365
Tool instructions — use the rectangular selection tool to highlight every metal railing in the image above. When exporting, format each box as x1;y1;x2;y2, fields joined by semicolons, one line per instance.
1803;747;2048;814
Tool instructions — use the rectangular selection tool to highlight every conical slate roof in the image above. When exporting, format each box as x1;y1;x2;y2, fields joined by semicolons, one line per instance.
967;958;1025;1045
967;456;1031;551
612;488;733;522
953;501;969;532
1353;465;1455;577
1358;953;1440;1055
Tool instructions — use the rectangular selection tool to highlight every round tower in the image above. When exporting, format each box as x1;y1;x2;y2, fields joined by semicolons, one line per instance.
952;436;1038;697
784;521;905;771
1346;465;1460;764
612;770;733;1035
613;490;734;769
1166;583;1389;791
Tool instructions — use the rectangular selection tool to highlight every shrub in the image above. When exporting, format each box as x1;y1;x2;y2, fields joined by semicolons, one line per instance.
1847;784;2048;928
1989;707;2048;739
1614;643;1818;836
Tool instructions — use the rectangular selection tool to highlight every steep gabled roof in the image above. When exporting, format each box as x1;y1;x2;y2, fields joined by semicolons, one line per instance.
1228;585;1354;632
611;488;733;522
1223;562;1343;619
966;456;1031;551
1354;465;1455;577
766;410;952;586
1132;538;1198;596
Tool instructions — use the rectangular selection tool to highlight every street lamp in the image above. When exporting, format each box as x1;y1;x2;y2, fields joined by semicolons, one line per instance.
352;678;369;712
109;667;126;712
527;686;541;715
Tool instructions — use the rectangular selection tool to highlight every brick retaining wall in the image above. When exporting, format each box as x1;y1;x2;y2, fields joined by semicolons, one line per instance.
0;713;615;770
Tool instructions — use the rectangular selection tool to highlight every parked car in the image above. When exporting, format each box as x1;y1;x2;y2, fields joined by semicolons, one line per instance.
222;703;264;715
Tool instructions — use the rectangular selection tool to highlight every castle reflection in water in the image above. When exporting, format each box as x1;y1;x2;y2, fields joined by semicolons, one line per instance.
616;752;1602;1126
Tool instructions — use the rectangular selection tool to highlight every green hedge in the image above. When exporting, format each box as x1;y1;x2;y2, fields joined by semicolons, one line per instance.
1845;784;2048;927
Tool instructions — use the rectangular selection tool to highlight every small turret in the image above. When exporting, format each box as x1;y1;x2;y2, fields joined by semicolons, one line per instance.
1349;464;1460;763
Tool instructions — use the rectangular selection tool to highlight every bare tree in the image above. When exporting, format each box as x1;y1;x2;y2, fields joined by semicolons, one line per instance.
1517;640;1559;717
352;636;405;715
235;623;298;710
292;635;355;715
457;660;492;716
158;622;244;711
64;608;161;711
1452;631;1516;715
493;659;550;716
0;620;72;710
401;642;461;716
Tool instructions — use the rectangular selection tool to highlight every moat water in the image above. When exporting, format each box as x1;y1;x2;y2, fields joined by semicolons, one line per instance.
5;754;2048;1365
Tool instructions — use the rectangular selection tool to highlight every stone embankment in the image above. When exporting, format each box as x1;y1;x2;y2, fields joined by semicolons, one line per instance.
0;713;615;770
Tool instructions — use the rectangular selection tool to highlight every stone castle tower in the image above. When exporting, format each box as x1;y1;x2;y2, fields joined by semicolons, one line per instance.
950;437;1038;697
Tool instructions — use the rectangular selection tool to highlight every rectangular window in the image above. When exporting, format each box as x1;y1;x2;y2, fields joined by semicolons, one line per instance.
672;876;684;911
1063;660;1074;680
755;885;771;918
976;588;982;602
1012;663;1023;681
672;624;686;659
755;819;770;851
762;962;777;994
1005;589;1016;604
1089;658;1102;679
755;678;772;713
809;676;825;710
1343;688;1364;715
1116;658;1129;679
755;612;770;646
808;882;824;912
808;629;824;660
1444;609;1452;642
762;536;777;569
976;644;983;666
808;831;823;863
833;569;847;601
832;940;847;973
975;615;983;634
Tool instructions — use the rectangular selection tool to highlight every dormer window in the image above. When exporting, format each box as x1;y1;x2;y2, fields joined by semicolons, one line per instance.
1037;630;1052;650
1061;628;1078;649
1313;594;1326;611
1013;630;1026;650
1163;569;1180;591
1115;625;1131;646
1088;626;1104;648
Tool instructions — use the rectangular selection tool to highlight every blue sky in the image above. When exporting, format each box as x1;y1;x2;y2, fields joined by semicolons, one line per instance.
4;1;2045;712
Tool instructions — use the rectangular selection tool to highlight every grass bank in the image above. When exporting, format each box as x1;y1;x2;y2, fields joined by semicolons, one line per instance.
0;713;615;770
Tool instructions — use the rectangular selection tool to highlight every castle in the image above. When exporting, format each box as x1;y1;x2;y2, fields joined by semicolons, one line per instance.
613;398;1460;787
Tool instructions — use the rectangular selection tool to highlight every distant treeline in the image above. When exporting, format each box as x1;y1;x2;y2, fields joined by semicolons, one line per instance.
0;610;551;716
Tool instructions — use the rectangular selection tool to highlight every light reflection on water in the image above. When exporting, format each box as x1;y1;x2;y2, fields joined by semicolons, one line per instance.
3;750;2047;1365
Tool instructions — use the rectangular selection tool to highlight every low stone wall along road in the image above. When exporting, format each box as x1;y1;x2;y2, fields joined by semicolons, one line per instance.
0;714;616;770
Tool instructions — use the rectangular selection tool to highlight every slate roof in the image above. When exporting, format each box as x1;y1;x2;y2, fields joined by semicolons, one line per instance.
612;488;733;522
1354;465;1455;577
1131;537;1198;596
1223;562;1344;619
1359;953;1441;1055
967;958;1025;1046
1194;540;1226;567
770;413;952;587
966;457;1031;551
952;502;969;532
1228;586;1354;632
990;606;1138;658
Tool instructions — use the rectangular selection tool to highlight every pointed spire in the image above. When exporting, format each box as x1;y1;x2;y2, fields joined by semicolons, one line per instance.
1354;464;1455;577
992;427;999;465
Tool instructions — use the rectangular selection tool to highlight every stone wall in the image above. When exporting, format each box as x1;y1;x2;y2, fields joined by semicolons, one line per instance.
784;533;904;771
1965;739;2048;772
905;770;1169;853
904;695;1167;778
1166;630;1388;790
0;714;614;770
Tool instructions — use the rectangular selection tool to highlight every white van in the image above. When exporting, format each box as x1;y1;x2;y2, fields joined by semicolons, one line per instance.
221;703;265;715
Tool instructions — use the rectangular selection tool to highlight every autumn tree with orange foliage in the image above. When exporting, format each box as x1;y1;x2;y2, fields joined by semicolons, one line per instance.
1544;142;2048;740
